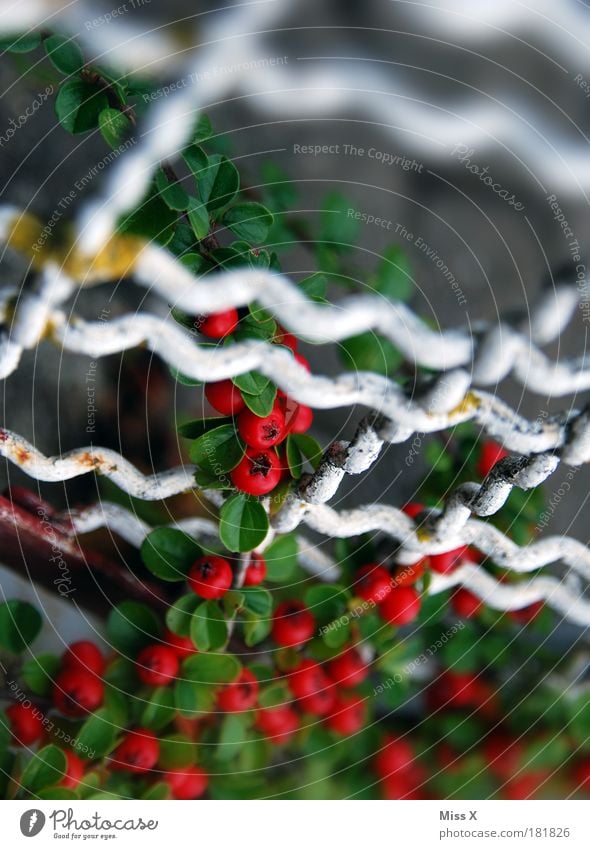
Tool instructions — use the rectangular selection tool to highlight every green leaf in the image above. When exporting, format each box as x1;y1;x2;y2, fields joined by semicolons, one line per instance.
21;654;60;696
178;416;232;439
165;593;201;637
300;272;327;301
219;493;269;552
140;686;176;731
0;600;42;653
319;192;359;248
0;33;41;52
174;680;215;717
222;202;273;243
242;381;277;416
183;144;208;177
37;787;79;800
44;34;84;74
304;584;348;624
182;652;241;685
76;709;119;759
187;197;210;240
141;528;202;582
20;745;66;793
243;612;272;646
340;332;403;376
232;371;270;396
260;162;297;211
371;244;413;302
142;782;170;799
291;433;323;470
158;733;198;769
285;434;303;479
98;107;131;148
241;587;272;617
258;681;290;709
189;424;244;474
190;601;229;652
216;713;250;762
197;154;239;212
263;534;298;582
55;80;109;134
106;602;160;654
118;185;176;245
155;169;190;211
193;114;213;143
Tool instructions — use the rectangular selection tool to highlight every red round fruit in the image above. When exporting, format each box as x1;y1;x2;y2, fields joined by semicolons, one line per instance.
275;393;300;431
237;406;286;449
451;588;483;619
60;750;85;789
111;728;159;774
392;558;426;588
299;685;336;716
53;667;104;717
505;771;547;800
137;644;179;687
484;734;523;781
230;448;282;495
356;563;392;604
379;587;421;626
244;553;266;586
164;630;196;658
402;502;426;519
477;439;509;478
275;325;298;351
218;668;259;712
197;309;239;339
509;601;543;624
429;546;469;575
255;706;299;744
205;380;245;415
188;555;233;600
572;760;590;792
374;736;414;778
166;765;208;799
288;659;329;700
289;404;313;434
62;641;105;675
6;702;44;746
327;648;368;688
272;600;315;647
426;670;480;712
325;694;366;735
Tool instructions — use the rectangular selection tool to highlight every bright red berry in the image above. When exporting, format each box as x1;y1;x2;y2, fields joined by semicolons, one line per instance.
374;736;415;778
256;706;299;744
205;380;245;415
379;587;421;626
429;546;469;574
392;558;426;588
197;309;239;339
451;588;483;618
327;648;369;688
166;765;208;799
137;644;179;686
275;325;298;351
237;406;286;449
272;600;315;647
230;448;282;495
244;553;266;586
60;750;85;789
164;630;196;658
6;702;44;746
62;641;105;675
325;694;366;735
289;404;313;434
477;439;509;478
288;659;329;700
402;502;426;519
356;563;392;603
188;555;233;599
299;685;337;716
218;668;259;712
53;667;104;717
111;728;159;774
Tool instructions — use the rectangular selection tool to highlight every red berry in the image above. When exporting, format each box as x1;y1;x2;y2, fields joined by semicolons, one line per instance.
325;694;365;735
188;555;233;600
402;502;426;519
379;587;421;626
256;706;299;744
429;546;469;575
426;670;480;712
381;773;423;800
374;736;415;778
53;668;104;717
164;630;196;658
230;448;282;495
6;702;44;746
392;558;426;588
451;588;483;618
505;771;547;800
218;669;259;712
275;325;298;351
484;734;523;780
572;760;590;793
111;728;159;774
62;641;105;675
289;404;313;434
509;601;543;624
197;309;239;339
477;439;509;478
244;553;266;586
356;563;392;603
299;685;337;716
237;406;286;449
205;380;245;415
60;750;85;789
137;644;179;686
294;352;311;371
288;659;328;700
166;765;208;799
272;600;315;647
275;393;300;431
327;648;369;688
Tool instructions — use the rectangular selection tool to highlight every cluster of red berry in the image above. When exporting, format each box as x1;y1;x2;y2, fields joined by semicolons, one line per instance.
200;310;313;495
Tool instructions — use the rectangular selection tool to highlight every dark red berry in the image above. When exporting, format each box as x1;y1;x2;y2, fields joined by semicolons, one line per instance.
244;553;266;586
325;694;365;735
374;736;414;778
429;546;469;574
451;588;483;618
288;659;328;700
356;563;392;604
188;555;233;600
111;728;159;774
402;502;426;519
164;630;196;658
379;587;421;626
289;404;313;434
294;352;311;371
205;380;245;415
327;648;368;688
392;558;426;587
6;702;44;746
255;706;299;744
197;309;239;339
299;684;336;716
137;644;179;686
62;641;105;675
477;439;509;478
237;406;286;449
272;600;315;647
230;448;282;495
509;601;543;624
53;667;104;717
60;750;85;788
218;668;259;712
571;760;590;792
484;734;523;780
166;765;208;799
